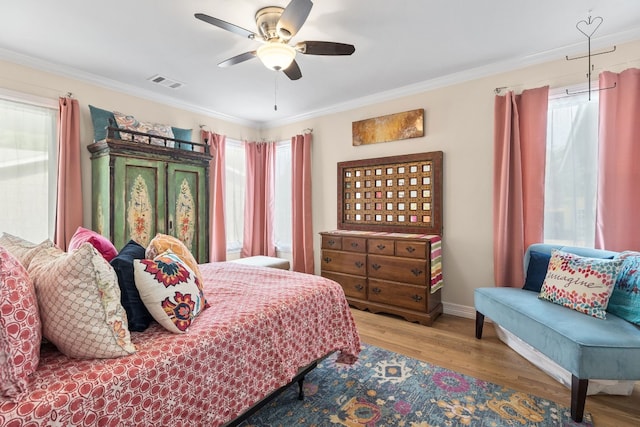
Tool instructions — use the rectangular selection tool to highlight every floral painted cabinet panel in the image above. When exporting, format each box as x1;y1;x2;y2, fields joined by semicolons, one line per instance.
88;139;211;263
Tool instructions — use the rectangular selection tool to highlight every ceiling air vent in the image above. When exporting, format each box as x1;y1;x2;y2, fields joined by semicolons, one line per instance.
147;74;184;89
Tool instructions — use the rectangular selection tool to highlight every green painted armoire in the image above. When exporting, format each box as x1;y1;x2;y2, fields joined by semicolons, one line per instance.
87;139;212;263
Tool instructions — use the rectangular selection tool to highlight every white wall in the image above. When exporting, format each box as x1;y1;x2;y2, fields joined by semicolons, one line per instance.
1;39;639;313
261;39;640;312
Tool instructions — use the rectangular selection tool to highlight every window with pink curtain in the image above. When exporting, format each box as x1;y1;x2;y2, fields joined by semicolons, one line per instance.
55;97;83;250
493;86;549;286
241;141;276;257
291;133;314;273
596;68;640;251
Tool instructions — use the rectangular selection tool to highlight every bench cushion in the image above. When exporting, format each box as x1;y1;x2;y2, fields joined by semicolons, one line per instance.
229;256;290;270
475;287;640;380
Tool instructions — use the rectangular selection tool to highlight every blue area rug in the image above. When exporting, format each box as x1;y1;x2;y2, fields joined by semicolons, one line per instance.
240;343;593;426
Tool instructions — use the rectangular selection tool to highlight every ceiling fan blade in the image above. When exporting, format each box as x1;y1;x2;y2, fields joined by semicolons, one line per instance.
277;0;313;40
283;60;302;80
296;41;355;56
218;51;257;68
195;13;259;40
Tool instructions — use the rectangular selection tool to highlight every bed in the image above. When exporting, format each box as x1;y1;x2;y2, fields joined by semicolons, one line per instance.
0;262;361;426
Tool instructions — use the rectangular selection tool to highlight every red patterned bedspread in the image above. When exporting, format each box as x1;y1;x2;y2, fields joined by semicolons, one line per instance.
0;263;361;426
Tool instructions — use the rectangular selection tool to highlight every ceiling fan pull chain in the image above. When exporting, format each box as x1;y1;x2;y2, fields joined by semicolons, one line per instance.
274;72;278;111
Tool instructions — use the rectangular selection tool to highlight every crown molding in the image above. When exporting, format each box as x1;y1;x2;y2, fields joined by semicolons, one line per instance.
0;47;261;128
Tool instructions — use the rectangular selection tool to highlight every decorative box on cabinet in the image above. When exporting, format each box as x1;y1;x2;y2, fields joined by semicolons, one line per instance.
87;138;212;263
320;230;443;326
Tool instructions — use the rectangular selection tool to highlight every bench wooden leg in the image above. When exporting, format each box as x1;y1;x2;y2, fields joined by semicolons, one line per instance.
571;375;588;423
475;311;485;339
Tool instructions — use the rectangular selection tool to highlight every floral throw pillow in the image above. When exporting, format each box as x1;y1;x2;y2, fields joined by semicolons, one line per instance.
133;250;205;333
539;249;623;319
607;251;640;324
0;246;41;397
113;111;175;147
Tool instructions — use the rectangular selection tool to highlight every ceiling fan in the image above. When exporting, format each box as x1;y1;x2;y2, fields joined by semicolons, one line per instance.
195;0;355;80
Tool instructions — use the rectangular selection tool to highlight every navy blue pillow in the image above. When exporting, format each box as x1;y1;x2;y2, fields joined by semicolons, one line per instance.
110;240;153;331
522;250;551;292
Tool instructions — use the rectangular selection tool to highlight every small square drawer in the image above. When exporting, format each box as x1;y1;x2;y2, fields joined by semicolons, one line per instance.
396;240;427;259
343;237;366;253
322;235;342;250
368;239;395;255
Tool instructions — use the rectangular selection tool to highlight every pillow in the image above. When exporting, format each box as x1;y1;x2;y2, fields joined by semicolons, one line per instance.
28;244;136;358
172;127;194;151
89;105;120;142
0;233;54;269
110;240;153;332
523;250;551;292
607;251;640;324
146;233;206;304
133;250;205;333
68;226;118;262
539;249;623;319
0;246;41;398
113;111;175;147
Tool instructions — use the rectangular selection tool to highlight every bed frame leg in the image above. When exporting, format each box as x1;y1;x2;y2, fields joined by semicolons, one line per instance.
297;376;305;400
571;375;588;422
475;311;485;339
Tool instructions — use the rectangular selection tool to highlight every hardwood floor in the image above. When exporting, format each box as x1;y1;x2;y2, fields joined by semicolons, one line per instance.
351;308;640;427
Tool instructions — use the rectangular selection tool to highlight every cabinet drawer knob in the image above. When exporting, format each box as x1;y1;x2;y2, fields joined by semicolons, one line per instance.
371;263;381;271
323;256;332;264
355;261;364;268
351;242;359;248
411;268;423;277
411;294;423;302
372;287;381;294
376;244;386;250
406;246;416;253
328;239;336;246
355;284;364;291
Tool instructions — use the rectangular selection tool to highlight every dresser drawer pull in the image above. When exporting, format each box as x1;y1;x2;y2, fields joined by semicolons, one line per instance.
411;294;423;302
351;242;359;248
405;246;416;253
323;256;332;264
411;268;423;277
376;244;386;250
371;287;381;294
371;263;381;270
355;261;364;268
327;239;336;246
355;284;364;291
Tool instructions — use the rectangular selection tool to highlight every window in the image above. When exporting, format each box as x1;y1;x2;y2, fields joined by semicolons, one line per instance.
223;138;292;254
274;140;292;252
544;91;599;247
224;138;245;252
0;90;57;242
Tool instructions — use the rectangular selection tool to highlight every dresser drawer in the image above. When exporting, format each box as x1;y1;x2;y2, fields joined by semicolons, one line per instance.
321;250;367;275
321;235;342;250
368;239;395;255
368;254;428;285
395;240;428;259
343;237;367;253
368;279;427;311
322;271;367;299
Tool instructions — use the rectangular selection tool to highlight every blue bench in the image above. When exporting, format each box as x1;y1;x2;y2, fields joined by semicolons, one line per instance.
474;244;640;422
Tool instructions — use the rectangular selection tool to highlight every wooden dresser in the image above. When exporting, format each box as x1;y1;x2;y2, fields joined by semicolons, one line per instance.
320;230;443;326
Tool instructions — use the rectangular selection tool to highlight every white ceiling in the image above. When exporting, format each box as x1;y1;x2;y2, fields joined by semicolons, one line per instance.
1;0;639;127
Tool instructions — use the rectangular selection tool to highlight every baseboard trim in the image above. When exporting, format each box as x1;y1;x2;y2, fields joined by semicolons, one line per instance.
442;302;477;320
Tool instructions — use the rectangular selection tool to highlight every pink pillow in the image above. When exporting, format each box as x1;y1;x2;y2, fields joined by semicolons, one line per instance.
0;245;42;397
68;227;118;262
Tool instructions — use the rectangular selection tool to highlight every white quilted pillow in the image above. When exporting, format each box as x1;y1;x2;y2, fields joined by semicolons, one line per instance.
28;243;137;358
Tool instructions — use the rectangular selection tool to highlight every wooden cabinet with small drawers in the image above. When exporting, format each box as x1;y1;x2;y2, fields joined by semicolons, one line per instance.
320;231;443;326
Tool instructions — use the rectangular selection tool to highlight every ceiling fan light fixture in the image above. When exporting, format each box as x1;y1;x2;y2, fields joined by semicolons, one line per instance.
257;42;296;71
